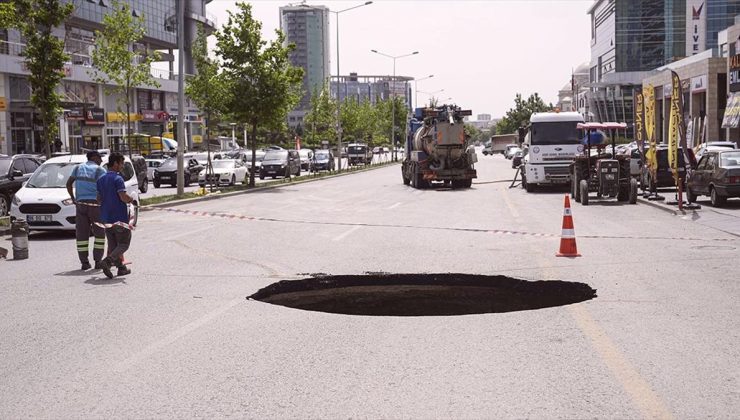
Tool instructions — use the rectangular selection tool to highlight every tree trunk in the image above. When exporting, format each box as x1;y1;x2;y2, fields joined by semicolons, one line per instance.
126;88;132;158
249;121;258;187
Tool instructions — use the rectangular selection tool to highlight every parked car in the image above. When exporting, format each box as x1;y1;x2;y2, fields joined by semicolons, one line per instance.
145;158;166;181
504;146;522;160
511;150;524;168
259;149;300;179
0;154;42;216
191;152;223;167
503;144;519;157
640;145;687;190
198;159;248;186
482;142;493;155
131;155;148;193
153;158;203;188
695;141;737;160
312;149;334;172
687;150;740;207
629;147;643;178
298;149;314;172
9;154;139;231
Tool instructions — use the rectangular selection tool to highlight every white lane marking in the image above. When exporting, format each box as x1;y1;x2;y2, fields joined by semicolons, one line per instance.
333;225;362;242
113;297;242;373
386;202;402;210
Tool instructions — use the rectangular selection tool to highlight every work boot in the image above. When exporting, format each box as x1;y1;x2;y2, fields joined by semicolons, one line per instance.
117;266;131;277
93;261;103;270
100;259;114;279
81;261;91;271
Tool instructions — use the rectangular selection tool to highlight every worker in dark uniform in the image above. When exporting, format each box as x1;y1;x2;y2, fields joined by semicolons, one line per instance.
97;152;134;279
66;150;106;270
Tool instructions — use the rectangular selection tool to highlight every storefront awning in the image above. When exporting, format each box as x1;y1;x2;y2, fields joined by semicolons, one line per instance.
721;92;740;128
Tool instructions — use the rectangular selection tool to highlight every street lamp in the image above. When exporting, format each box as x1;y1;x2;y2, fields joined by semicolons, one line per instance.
371;49;419;162
331;1;373;173
414;74;433;109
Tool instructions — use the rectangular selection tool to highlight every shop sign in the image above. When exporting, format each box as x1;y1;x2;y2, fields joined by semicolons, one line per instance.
730;54;740;92
690;75;707;93
0;97;6;111
66;108;85;121
84;108;105;125
141;109;169;122
107;112;143;123
686;0;707;55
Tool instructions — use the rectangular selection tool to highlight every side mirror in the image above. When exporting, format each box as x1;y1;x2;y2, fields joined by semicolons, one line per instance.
11;169;23;178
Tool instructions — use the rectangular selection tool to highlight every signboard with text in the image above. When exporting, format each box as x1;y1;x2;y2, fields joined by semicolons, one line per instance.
686;0;707;55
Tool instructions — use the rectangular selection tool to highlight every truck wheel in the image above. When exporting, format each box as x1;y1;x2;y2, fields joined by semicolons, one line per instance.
629;178;638;204
462;178;472;188
402;171;410;185
580;179;589;206
523;174;535;192
617;183;629;202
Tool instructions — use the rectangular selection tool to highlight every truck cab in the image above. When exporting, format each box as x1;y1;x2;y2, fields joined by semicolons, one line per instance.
521;112;584;191
347;143;372;166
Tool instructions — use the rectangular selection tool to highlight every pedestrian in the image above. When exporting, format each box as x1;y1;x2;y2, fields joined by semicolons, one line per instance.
66;150;106;270
97;152;134;279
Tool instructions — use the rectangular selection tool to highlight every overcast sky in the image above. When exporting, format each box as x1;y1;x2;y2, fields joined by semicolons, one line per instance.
206;0;593;120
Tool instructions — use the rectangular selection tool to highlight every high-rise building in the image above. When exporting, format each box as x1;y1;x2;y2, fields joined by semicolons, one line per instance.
0;0;216;155
586;0;740;131
280;4;330;128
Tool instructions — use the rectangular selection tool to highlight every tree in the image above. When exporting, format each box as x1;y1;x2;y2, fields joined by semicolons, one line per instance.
216;2;303;187
464;123;483;143
6;1;73;158
495;93;553;135
89;0;161;156
304;85;337;149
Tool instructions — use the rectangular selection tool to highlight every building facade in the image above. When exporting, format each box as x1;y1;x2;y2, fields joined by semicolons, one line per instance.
280;4;330;128
0;0;215;155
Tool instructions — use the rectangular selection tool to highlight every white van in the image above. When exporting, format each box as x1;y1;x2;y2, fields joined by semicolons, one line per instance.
9;154;140;231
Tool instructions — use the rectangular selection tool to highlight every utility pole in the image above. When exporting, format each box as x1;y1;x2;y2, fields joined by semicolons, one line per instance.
176;0;185;195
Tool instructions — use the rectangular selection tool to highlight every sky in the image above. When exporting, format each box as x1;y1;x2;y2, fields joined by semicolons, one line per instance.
205;0;593;120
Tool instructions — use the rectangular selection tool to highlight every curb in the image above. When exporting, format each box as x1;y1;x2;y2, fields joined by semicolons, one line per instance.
636;197;698;216
142;161;400;211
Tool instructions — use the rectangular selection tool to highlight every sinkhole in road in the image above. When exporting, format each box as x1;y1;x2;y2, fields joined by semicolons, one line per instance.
248;274;597;317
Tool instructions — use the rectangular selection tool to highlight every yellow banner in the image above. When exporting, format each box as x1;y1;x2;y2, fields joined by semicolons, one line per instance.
643;85;657;177
668;71;683;185
106;112;143;123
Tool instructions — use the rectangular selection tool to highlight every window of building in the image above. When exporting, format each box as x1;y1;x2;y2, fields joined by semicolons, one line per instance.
9;77;31;101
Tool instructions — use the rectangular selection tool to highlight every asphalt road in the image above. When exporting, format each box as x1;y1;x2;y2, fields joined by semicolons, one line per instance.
1;152;738;418
140;154;394;198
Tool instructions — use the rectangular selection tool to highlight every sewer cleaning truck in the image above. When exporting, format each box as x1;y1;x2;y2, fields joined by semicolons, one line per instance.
402;104;478;189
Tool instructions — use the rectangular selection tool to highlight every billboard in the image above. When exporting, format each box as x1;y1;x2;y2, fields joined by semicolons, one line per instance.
686;0;706;55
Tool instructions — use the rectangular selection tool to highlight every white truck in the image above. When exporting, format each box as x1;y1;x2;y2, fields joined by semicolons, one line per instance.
521;112;584;192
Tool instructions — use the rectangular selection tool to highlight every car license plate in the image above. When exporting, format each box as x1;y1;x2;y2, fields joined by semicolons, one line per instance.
160;175;171;180
28;215;52;222
605;174;615;180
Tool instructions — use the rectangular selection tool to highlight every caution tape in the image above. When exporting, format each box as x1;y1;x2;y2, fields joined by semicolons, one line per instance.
149;207;737;243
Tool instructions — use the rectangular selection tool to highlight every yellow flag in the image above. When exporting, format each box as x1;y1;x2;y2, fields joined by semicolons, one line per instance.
643;85;657;177
668;71;684;186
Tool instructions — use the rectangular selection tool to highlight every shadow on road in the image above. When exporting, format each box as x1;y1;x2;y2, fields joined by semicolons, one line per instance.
29;231;74;241
55;269;95;277
84;276;127;286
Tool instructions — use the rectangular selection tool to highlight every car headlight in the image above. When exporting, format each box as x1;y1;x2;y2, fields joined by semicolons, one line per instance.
12;195;21;206
62;198;74;206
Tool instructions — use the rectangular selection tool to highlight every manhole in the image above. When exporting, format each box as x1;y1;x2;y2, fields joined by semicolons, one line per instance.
248;273;596;316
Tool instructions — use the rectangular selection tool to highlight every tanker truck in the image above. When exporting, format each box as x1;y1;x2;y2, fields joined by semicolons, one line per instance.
401;105;478;189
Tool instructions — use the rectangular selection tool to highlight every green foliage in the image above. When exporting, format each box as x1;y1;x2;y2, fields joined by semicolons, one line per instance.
10;0;73;157
186;23;228;145
464;123;483;143
372;96;408;146
495;93;553;135
303;85;336;148
215;2;303;186
89;0;161;153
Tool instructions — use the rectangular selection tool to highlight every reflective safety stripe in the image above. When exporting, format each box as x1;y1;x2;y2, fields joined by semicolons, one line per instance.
561;229;576;237
93;244;105;250
76;240;89;245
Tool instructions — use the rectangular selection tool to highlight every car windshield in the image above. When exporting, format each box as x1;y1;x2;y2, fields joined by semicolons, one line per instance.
531;122;581;145
213;160;236;169
720;152;740;166
264;150;288;160
159;159;177;170
0;159;10;175
26;162;77;188
315;151;330;159
348;146;366;153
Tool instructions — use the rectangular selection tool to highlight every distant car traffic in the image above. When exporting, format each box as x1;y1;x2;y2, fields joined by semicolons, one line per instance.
312;149;334;172
9;154;139;231
504;146;522;159
687;150;740;207
482;142;493;155
145;158;166;182
298;149;314;172
198;159;248;186
503;144;519;157
0;154;42;216
153;158;203;188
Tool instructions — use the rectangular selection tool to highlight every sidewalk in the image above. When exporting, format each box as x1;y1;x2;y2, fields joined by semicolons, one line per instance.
638;196;740;238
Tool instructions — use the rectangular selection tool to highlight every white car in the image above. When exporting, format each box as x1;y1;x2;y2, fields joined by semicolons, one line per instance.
198;159;248;186
10;154;140;231
695;141;737;160
145;158;166;181
298;149;314;171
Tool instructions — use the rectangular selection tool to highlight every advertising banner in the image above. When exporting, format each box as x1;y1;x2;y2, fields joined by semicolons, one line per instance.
633;89;645;152
668;71;684;185
686;0;707;55
643;85;657;177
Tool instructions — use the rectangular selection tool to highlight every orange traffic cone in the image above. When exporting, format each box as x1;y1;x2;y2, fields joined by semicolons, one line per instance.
556;195;581;257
